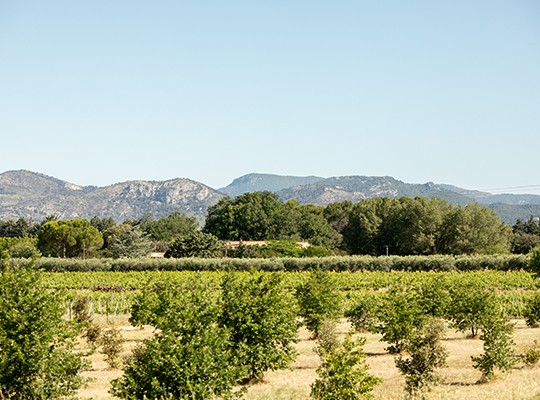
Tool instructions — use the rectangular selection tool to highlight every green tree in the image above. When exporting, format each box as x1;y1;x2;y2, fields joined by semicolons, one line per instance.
0;217;40;238
390;197;447;255
0;236;41;259
529;246;540;279
311;333;381;400
139;212;199;242
37;219;103;258
104;224;153;258
342;197;395;255
446;284;499;338
297;207;342;249
472;311;516;383
345;294;383;334
295;270;342;338
511;218;540;254
164;231;223;258
375;286;427;354
395;319;448;399
204;192;284;240
323;201;353;234
0;259;85;399
437;203;511;254
112;279;242;400
220;272;298;381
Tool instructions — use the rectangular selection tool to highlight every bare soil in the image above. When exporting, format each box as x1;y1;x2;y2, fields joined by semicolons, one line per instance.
77;317;540;400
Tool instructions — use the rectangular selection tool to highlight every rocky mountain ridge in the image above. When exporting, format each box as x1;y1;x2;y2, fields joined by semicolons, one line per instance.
1;170;539;224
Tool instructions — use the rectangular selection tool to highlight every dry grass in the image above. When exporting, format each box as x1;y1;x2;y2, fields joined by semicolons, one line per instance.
76;317;540;400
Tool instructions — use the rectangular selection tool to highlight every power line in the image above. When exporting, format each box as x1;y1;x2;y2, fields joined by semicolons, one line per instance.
483;184;540;193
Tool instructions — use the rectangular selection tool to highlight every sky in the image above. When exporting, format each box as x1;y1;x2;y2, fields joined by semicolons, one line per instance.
1;1;539;194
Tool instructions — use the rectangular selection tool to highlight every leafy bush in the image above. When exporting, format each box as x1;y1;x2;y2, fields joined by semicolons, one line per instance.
220;272;298;381
112;279;242;399
295;270;342;337
100;327;124;369
417;275;452;318
111;328;241;400
311;333;381;400
72;295;93;329
345;294;382;333
447;284;499;338
395;319;448;399
164;231;224;258
0;259;85;399
524;292;540;328
374;286;427;354
472;312;516;383
0;236;40;258
83;323;102;350
530;246;540;279
521;340;540;367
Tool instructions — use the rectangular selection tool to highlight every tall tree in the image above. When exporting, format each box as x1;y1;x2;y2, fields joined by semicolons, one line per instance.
437;203;510;254
139;212;199;242
37;219;103;258
342;197;395;255
104;224;153;258
204;192;285;241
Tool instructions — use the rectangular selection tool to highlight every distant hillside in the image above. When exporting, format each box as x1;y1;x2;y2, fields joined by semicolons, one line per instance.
2;170;540;225
277;176;473;206
219;173;324;197
0;170;224;222
486;203;540;225
440;184;540;205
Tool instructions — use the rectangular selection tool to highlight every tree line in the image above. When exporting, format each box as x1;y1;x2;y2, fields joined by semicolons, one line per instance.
1;192;539;258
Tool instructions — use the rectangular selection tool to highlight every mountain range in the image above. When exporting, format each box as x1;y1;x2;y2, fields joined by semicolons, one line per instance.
1;170;540;225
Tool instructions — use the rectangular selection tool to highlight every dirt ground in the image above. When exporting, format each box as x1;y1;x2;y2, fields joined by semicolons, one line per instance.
77;317;540;400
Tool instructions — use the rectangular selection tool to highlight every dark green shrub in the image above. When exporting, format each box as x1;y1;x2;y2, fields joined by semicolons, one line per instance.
83;323;102;350
295;270;342;337
530;246;540;279
395;319;448;399
524;292;540;328
447;284;499;338
345;294;381;333
375;286;427;354
311;333;381;400
111;279;242;399
0;261;85;399
164;231;224;258
111;328;241;400
472;311;516;383
100;327;124;369
72;295;93;329
220;272;298;381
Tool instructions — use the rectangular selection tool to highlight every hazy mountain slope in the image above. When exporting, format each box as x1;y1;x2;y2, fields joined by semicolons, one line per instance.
440;183;540;206
219;173;324;197
0;170;224;222
486;203;540;225
277;176;474;206
2;170;539;225
477;194;540;206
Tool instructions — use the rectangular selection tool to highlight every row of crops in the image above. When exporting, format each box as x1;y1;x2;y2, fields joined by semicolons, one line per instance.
49;269;540;318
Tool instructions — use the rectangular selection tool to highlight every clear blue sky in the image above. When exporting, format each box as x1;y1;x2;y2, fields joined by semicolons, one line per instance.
1;1;539;193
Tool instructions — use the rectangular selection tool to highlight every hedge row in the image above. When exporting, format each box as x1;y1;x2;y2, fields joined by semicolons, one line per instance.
10;254;530;272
